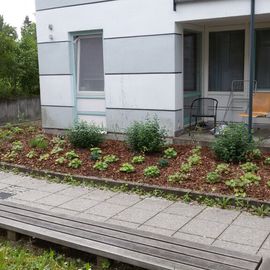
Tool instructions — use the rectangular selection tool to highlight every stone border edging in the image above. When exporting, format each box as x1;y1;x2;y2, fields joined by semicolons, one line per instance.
1;161;270;209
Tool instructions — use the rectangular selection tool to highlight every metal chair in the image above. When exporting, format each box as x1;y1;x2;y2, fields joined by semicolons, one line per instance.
189;98;218;135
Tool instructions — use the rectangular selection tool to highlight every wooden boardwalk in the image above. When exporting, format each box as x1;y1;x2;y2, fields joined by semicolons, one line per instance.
0;201;264;270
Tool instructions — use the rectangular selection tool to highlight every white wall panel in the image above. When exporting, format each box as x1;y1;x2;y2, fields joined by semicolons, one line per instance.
40;75;74;106
105;74;178;111
36;0;174;43
78;115;106;127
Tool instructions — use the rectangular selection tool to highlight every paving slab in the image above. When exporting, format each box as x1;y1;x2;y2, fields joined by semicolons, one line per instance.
35;183;70;193
219;225;269;247
196;207;240;224
76;212;107;222
5;199;53;211
180;218;229;238
113;207;156;224
173;232;215;245
50;207;79;216
107;219;140;229
261;235;270;250
55;186;91;198
0;175;27;186
257;249;270;259
0;183;11;190
213;240;259;254
162;202;205;217
85;202;127;219
59;198;99;212
0;172;12;180
105;193;142;206
144;212;191;231
11;190;51;202
133;197;173;212
36;194;72;207
82;189;117;201
233;212;270;231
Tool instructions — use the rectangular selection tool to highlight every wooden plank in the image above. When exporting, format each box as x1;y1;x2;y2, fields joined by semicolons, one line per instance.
0;209;246;270
0;215;201;270
0;206;260;270
0;201;261;264
0;204;258;270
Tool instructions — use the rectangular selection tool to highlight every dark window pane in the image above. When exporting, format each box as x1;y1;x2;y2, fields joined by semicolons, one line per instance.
256;29;270;89
184;34;197;92
209;30;245;92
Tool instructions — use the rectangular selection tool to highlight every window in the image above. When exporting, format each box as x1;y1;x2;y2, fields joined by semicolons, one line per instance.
256;29;270;90
76;34;104;92
209;30;245;91
184;33;199;92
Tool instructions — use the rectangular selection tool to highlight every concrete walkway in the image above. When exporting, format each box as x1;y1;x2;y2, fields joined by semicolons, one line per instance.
0;171;269;259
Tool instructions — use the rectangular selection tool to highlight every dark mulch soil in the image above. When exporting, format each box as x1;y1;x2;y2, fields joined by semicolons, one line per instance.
1;125;270;202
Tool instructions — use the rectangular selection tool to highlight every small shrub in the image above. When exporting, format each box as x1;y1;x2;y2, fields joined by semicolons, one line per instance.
11;127;23;134
3;151;17;161
52;136;66;146
68;158;82;169
144;166;160;177
67;121;105;148
267;181;270;188
187;154;201;166
158;158;169;168
132;155;145;164
264;157;270;165
119;163;135;173
26;151;36;159
191;146;202;155
240;162;258;173
30;135;48;149
164;147;177;159
206;172;220;184
248;148;262;160
55;157;66;165
39;154;50;161
65;150;79;160
93;161;108;171
215;163;230;175
251;205;270;217
180;163;192;173
126;118;167;153
50;146;63;155
103;155;119;164
212;123;256;163
11;141;23;152
168;172;188;183
90;147;102;161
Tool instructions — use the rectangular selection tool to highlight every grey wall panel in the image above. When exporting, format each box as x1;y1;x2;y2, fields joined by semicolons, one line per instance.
36;0;115;11
104;34;182;74
42;106;74;129
38;42;71;75
106;109;183;136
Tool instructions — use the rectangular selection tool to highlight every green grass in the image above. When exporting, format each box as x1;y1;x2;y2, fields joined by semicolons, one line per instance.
0;239;91;270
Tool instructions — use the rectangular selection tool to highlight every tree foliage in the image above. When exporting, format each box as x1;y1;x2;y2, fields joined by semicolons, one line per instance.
0;15;39;99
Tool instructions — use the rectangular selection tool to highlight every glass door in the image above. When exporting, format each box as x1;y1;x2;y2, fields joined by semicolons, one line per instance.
183;32;202;125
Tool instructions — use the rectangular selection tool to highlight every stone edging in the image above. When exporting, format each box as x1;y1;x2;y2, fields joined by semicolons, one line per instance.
0;161;270;209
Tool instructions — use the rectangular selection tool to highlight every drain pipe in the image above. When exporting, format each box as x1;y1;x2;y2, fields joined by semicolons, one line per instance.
248;0;255;141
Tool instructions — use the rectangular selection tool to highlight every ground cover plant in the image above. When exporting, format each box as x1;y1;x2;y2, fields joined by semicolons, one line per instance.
0;123;270;203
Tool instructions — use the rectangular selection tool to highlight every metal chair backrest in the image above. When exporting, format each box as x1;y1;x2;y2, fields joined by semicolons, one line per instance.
190;98;218;117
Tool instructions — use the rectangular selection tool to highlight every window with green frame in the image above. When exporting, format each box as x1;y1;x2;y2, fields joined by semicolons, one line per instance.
255;29;270;90
209;30;245;92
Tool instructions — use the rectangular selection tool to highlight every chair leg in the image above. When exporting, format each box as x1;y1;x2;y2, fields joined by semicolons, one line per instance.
214;116;217;134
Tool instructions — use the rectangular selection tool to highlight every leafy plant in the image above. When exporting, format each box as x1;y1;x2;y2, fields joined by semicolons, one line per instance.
93;161;108;171
144;166;160;177
11;126;23;134
191;145;202;155
100;258;111;270
38;154;50;161
132;155;145;164
30;134;48;149
248;148;262;160
50;146;63;155
264;157;270;165
267;181;270;188
26;150;36;159
67;121;105;148
180;163;192;173
126;118;167;153
164;147;177;159
52;136;66;146
103;154;119;164
215;163;230;174
212;123;256;163
206;172;220;184
11;141;23;152
90;147;102;161
119;163;135;173
68;158;82;169
65;150;79;160
168;172;188;183
240;162;258;173
215;197;231;209
187;154;201;166
158;158;169;168
55;157;66;165
3;150;17;161
251;205;270;217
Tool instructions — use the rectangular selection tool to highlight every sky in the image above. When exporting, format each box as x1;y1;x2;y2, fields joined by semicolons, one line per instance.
0;0;36;35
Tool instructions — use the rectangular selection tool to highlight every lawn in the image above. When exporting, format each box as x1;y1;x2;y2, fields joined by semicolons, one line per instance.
0;123;270;204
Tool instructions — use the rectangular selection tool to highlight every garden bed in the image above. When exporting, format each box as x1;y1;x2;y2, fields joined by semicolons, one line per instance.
0;124;270;203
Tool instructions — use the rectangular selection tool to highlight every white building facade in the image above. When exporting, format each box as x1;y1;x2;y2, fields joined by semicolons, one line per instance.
36;0;270;136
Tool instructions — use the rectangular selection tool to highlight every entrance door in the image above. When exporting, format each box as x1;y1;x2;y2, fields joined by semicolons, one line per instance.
183;32;202;125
